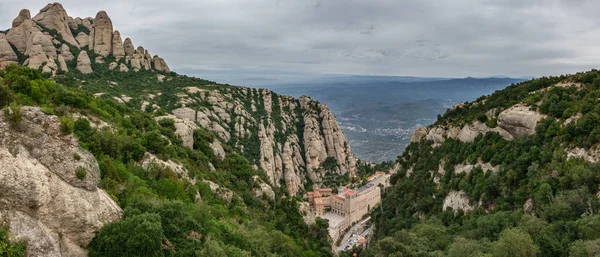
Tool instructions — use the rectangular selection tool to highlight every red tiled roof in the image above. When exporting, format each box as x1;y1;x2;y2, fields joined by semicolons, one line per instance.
334;195;344;201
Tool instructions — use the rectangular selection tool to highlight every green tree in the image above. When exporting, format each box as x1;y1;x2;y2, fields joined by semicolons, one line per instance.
492;228;537;257
88;213;167;257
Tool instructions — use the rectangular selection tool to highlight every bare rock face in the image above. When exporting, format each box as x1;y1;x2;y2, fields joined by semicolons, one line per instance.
32;3;79;47
24;31;55;70
76;50;93;74
442;190;474;214
0;107;122;257
0;38;18;69
410;125;428;143
252;176;275;200
87;27;95;50
123;38;135;56
210;139;226;160
57;55;68;71
498;104;545;139
119;63;129;72
75;32;88;48
299;202;316;225
153;55;170;73
6;19;40;53
92;11;113;57
59;44;74;61
12;9;31;28
299;96;356;182
111;30;125;59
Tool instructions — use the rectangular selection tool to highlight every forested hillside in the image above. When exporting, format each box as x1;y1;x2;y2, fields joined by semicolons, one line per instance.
0;3;362;256
0;64;332;256
357;70;600;256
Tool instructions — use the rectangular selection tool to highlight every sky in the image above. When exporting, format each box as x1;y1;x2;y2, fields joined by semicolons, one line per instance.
2;0;600;84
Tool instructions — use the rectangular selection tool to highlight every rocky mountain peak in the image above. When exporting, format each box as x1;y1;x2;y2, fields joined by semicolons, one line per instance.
12;9;31;28
92;10;113;57
32;2;79;47
0;3;172;75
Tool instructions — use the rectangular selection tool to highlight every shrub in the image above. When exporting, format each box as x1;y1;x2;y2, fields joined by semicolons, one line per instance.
73;153;81;161
76;167;87;180
59;115;74;135
0;227;26;257
4;103;23;128
0;83;13;108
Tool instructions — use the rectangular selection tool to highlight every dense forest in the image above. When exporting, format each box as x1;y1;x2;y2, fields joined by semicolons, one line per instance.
350;70;600;257
0;65;332;256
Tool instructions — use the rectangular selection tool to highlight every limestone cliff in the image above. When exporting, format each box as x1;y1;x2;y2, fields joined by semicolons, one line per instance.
0;107;122;257
165;87;356;195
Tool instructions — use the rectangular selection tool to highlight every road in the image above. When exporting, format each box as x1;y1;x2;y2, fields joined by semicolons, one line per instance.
335;217;371;252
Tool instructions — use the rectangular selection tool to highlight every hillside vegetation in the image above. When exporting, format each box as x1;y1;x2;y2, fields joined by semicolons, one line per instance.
356;70;600;257
0;65;331;256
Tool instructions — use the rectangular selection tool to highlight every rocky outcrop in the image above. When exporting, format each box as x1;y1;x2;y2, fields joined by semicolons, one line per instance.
442;190;473;214
57;55;68;71
24;31;55;70
92;11;113;57
6;19;40;54
202;180;234;204
123;38;135;56
454;161;499;174
0;38;18;69
153;55;170;73
411;121;513;146
252;176;275;200
111;31;125;59
76;50;93;74
0;107;121;257
12;9;31;28
299;202;317;225
75;32;88;48
59;44;74;61
410;125;428;143
497;104;545;139
32;3;79;47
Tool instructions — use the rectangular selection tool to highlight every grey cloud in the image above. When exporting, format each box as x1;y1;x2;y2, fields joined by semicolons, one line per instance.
1;0;600;79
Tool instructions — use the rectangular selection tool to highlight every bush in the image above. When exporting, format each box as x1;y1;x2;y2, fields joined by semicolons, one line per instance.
0;83;13;108
73;153;81;161
3;103;23;128
59;115;74;135
88;213;167;257
0;227;26;257
76;167;87;180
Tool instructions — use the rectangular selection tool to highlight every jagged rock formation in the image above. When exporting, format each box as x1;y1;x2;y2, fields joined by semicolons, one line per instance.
0;38;18;69
32;3;79;47
161;87;356;195
12;9;31;28
1;5;171;74
111;30;125;59
0;107;121;257
76;50;93;74
123;38;135;56
92;11;113;57
153;55;170;72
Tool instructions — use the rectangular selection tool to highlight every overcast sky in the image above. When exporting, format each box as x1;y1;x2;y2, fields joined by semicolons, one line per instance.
2;0;600;82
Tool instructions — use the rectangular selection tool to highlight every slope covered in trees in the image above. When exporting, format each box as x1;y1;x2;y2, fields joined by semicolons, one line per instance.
355;70;600;257
0;65;332;256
